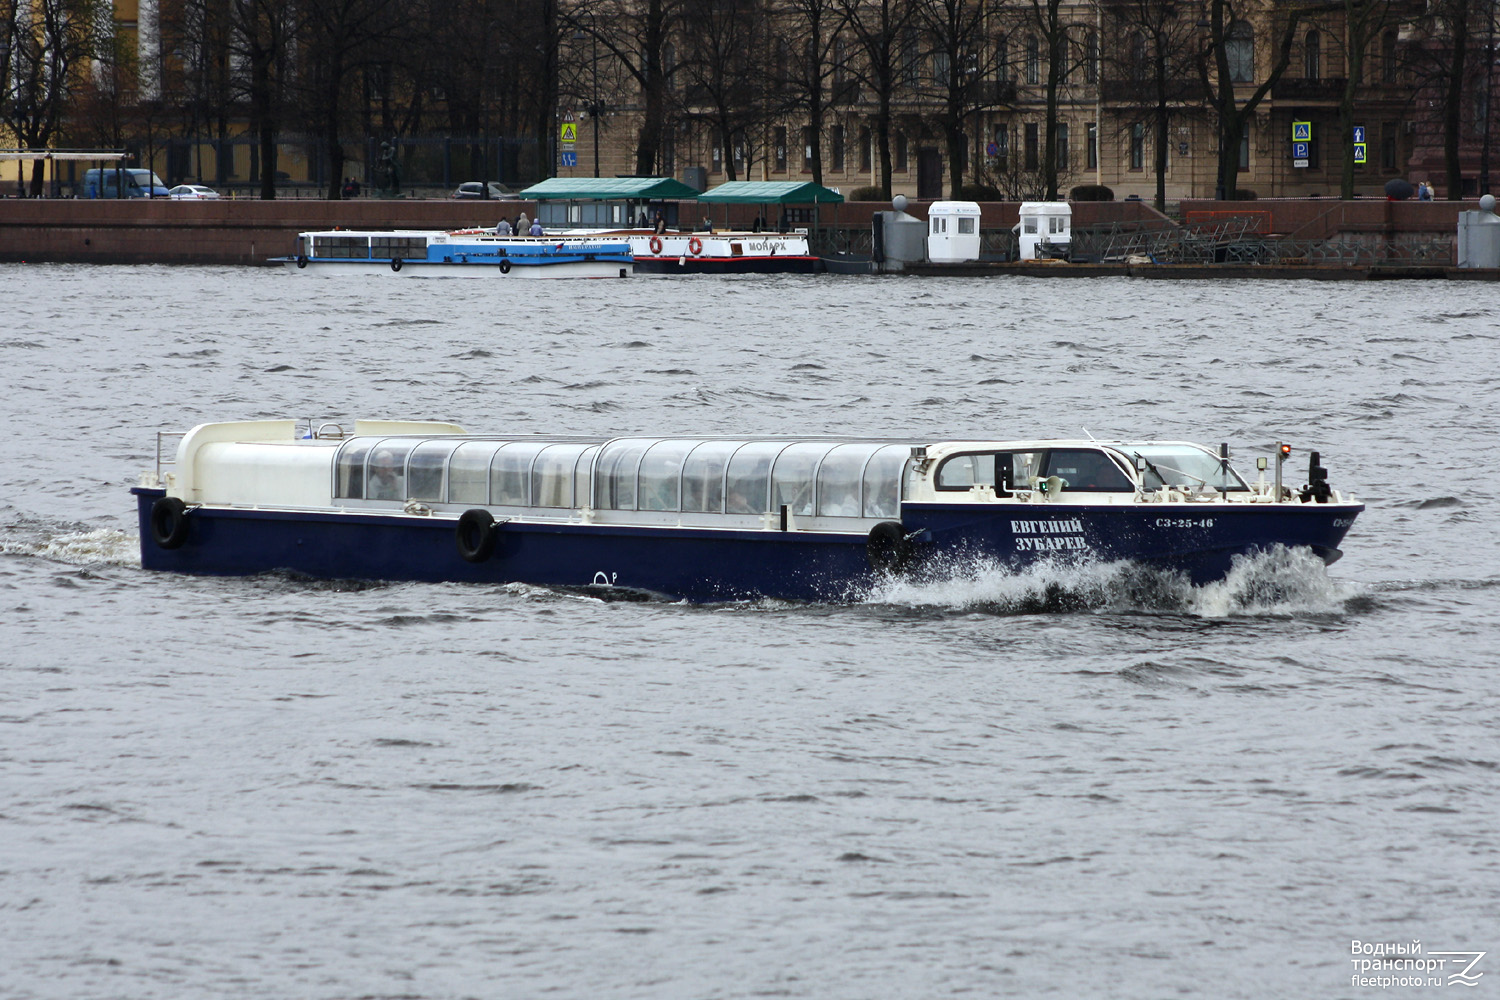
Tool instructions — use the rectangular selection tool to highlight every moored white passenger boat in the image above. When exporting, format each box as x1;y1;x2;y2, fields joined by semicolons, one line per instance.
272;229;632;278
133;420;1362;602
567;229;821;274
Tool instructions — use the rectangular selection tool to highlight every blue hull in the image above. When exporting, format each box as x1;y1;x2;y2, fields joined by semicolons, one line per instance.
133;489;1358;602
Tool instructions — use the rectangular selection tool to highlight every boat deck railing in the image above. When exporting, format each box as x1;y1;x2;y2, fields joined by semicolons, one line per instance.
154;431;186;484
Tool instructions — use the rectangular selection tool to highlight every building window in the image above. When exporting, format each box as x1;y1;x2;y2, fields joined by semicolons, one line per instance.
1086;122;1097;169
996;34;1008;81
802;126;815;172
903;29;921;87
711;131;723;173
1226;21;1254;84
1056;122;1068;172
859;126;872;172
1130;122;1144;170
1085;32;1098;85
934;51;950;87
1024;122;1039;170
1380;121;1398;170
775;126;787;172
1025;36;1040;85
1381;30;1398;84
1304;30;1320;80
831;124;845;171
896;132;909;172
1239;130;1250;170
994;125;1009;171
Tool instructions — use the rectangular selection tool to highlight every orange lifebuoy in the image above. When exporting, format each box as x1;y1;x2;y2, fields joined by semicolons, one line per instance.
688;237;704;255
649;236;663;255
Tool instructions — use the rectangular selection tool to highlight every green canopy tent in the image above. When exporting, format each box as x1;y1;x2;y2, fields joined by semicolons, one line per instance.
696;181;845;233
519;176;702;229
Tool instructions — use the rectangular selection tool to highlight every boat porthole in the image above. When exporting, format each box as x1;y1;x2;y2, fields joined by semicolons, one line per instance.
296;255;308;269
390;258;403;272
499;259;511;274
688;237;704;256
150;497;191;550
866;521;911;573
456;509;498;563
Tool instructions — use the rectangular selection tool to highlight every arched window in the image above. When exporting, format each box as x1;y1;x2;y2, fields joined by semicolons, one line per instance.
1226;21;1254;84
1304;30;1320;80
1025;35;1039;85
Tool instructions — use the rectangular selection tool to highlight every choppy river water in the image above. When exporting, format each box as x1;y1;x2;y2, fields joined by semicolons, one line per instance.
2;264;1497;999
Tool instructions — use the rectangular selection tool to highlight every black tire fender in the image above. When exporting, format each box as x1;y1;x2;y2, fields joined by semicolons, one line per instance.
390;257;403;272
150;497;191;550
499;258;511;274
456;508;497;563
867;520;911;573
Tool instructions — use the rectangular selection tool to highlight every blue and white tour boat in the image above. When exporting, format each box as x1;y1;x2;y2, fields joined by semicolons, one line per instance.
274;229;633;278
132;419;1362;602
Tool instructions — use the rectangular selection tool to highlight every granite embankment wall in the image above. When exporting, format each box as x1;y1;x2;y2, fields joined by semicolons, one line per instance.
0;196;1468;266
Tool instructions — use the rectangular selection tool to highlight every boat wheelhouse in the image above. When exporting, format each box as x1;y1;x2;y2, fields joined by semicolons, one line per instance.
133;419;1362;602
274;229;632;278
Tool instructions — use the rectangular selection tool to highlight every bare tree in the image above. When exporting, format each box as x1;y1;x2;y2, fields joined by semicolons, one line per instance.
915;0;1011;195
837;0;918;198
0;0;105;194
678;0;770;181
1199;0;1304;199
1100;0;1205;209
774;0;847;187
578;0;688;176
1329;0;1411;198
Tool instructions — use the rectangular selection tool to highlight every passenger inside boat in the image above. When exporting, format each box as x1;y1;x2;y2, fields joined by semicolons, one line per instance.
369;449;405;500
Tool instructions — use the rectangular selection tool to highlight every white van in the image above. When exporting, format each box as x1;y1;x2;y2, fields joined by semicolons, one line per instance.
82;167;170;199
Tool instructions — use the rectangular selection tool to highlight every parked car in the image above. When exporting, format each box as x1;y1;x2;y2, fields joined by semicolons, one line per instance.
167;184;221;200
82;168;171;199
452;181;516;200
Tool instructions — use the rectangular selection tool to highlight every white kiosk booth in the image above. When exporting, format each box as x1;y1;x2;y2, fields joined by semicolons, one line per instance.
1014;201;1072;260
926;201;982;263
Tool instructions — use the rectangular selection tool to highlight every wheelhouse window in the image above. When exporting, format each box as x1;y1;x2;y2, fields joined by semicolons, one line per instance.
1040;449;1133;491
935;452;1027;493
1130;445;1247;492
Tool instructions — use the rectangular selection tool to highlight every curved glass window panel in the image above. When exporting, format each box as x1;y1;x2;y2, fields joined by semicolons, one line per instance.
532;443;592;508
575;446;599;508
367;440;415;501
448;441;501;504
638;440;698;511
490;442;547;506
1129;445;1247;492
724;443;780;514
816;444;873;516
408;440;458;501
595;438;654;509
1041;449;1135;492
682;441;743;513
936;453;993;490
771;443;832;516
335;438;374;499
863;445;910;518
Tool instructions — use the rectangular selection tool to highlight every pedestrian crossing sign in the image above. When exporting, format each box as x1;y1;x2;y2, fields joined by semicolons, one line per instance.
560;122;578;144
1292;121;1311;143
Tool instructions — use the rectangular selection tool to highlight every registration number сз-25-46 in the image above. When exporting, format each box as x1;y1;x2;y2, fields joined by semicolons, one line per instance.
1155;518;1215;528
